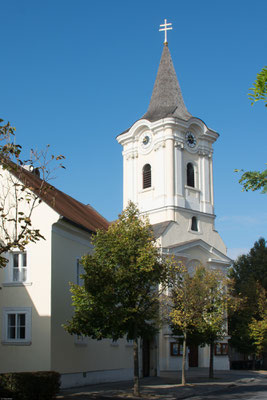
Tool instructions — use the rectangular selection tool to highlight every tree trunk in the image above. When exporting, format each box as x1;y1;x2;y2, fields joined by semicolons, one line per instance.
133;338;140;397
181;333;187;386
209;341;214;378
252;353;256;370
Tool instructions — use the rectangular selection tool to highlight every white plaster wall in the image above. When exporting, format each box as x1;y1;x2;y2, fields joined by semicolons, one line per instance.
51;222;134;375
61;367;134;389
119;118;216;222
199;345;230;370
159;212;227;256
0;181;59;372
158;332;188;371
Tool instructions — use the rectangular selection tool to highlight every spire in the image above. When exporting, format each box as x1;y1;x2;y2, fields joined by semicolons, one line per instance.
142;45;192;122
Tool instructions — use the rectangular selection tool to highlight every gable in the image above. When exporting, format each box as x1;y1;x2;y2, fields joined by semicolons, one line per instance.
164;239;232;269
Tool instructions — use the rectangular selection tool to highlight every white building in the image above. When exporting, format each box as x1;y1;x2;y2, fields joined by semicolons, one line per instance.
117;42;232;372
0;164;134;388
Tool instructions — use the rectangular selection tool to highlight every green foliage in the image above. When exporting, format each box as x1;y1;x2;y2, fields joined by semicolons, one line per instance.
169;265;230;342
236;165;267;194
169;265;209;335
0;371;61;400
248;66;267;107
249;286;267;356
64;202;168;341
229;238;267;355
169;264;231;382
236;68;267;195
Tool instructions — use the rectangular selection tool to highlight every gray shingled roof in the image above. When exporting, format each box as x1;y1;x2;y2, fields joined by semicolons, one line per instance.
142;45;192;122
118;45;192;137
152;221;173;239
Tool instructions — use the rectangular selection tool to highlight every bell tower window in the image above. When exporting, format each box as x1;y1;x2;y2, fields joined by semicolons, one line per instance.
191;216;198;231
143;164;151;189
187;163;195;187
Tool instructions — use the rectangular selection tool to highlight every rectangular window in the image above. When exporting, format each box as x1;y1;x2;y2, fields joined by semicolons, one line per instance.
170;342;183;356
2;308;31;344
11;252;27;282
215;343;228;355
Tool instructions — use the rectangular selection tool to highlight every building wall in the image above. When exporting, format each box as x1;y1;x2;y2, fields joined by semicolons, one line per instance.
50;221;134;386
0;196;58;372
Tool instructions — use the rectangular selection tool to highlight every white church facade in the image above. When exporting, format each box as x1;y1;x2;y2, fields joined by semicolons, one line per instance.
0;27;232;387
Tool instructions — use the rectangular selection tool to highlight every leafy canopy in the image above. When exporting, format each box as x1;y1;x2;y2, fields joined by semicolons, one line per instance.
236;166;267;194
64;202;168;341
229;238;267;355
248;66;267;107
170;264;230;342
236;67;267;194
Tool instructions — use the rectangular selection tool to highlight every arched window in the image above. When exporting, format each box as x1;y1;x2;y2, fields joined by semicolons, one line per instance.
191;216;198;232
143;164;151;189
187;163;195;187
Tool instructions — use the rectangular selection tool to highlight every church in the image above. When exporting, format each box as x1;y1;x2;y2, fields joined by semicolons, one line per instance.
116;21;232;373
0;21;231;387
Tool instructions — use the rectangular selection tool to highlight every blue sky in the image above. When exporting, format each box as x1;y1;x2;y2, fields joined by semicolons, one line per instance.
1;0;266;260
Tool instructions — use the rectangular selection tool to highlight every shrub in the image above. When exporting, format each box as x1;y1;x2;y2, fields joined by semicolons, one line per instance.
0;371;61;400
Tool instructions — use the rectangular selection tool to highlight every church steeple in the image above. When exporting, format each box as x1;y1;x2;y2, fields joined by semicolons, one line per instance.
142;45;192;122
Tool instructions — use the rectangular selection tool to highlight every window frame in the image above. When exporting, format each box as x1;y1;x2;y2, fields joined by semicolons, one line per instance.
191;216;198;232
214;342;228;356
170;342;183;356
2;307;32;345
4;251;29;285
12;252;27;282
186;162;195;188
142;164;152;189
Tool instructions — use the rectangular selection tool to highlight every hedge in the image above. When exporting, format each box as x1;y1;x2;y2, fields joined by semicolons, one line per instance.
0;371;61;400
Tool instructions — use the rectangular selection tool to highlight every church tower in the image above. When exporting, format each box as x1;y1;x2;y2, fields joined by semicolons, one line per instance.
117;38;225;253
117;22;232;371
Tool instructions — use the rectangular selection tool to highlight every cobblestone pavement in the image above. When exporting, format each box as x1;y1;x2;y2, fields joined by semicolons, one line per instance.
57;369;267;400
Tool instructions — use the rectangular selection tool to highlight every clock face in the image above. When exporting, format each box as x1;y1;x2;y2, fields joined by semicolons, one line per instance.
186;131;197;148
140;132;152;149
143;135;150;146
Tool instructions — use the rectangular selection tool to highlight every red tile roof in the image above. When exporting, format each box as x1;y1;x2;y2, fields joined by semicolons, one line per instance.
4;161;109;233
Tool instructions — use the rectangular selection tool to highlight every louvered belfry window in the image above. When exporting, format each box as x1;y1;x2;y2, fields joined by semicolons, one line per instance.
143;164;151;189
187;163;195;188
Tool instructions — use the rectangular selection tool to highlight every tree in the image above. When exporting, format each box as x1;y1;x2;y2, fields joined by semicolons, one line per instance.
169;264;231;383
0;118;65;268
237;166;267;194
169;264;207;385
197;269;233;379
248;66;267;107
229;238;267;363
249;285;267;357
236;67;267;193
64;203;168;397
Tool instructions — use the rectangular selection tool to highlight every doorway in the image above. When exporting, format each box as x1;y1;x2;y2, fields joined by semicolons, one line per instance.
189;345;198;367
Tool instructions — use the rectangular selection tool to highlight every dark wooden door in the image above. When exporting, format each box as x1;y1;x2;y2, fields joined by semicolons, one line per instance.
189;345;198;367
142;338;150;377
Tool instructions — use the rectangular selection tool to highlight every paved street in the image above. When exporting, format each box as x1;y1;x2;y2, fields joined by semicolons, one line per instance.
57;369;267;400
184;380;267;400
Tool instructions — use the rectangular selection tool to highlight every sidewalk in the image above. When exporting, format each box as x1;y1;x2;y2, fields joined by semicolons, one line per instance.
57;369;267;400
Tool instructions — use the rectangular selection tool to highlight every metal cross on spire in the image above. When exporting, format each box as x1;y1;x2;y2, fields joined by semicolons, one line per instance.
159;19;173;45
